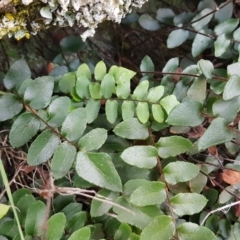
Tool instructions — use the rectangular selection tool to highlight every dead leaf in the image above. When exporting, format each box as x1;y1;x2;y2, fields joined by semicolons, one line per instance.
187;125;205;138
208;146;218;158
222;170;240;185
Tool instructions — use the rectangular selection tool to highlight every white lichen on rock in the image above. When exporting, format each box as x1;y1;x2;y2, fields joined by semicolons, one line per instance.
0;0;147;40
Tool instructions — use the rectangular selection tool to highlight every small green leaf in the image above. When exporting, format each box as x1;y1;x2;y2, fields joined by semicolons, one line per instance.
51;142;77;179
163;57;179;73
198;60;214;79
113;196;161;230
76;74;91;98
27;130;60;166
140;215;175;240
90;189;118;217
167;100;204;127
68;227;91;240
223;75;240;100
0;93;23;122
192;8;213;31
227;62;240;76
76;63;91;80
4;59;31;90
114;223;132;240
24;76;54;110
86;99;101;123
214;18;239;36
61;108;87;141
78;128;108;151
167;29;189;48
152;104;164;123
106;99;118;124
9;112;40;148
156;136;193;158
89;82;102;99
76;152;122;192
100;73;115;98
121;101;135;120
163;161;200;184
113;118;149;140
133;80;149;100
124;179;149;196
198;117;233;150
94;61;107;81
138;14;160;31
136;102;149;124
59;72;76;93
146;86;164;102
178;222;216;240
187;76;207;104
25;201;46;236
160;95;179;114
121;146;158;169
140;56;154;77
47;96;71;127
0;204;10;219
192;29;213;57
130;181;166;206
109;66;136;82
116;75;131;99
212;97;240;123
214;34;231;57
46;213;66;240
170;193;208;216
214;2;233;23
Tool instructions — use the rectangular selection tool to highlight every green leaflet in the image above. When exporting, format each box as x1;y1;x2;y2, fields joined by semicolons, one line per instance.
121;146;158;169
51;141;77;179
132;80;149;100
113;118;149;140
156;136;193;158
25;201;46;236
27;130;60;166
47;96;71;127
68;227;91;240
0;93;23;122
167;99;204;127
24;76;54;110
4;59;31;90
78;128;108;151
136;102;149;124
76;152;122;192
163;161;200;185
170;193;208;216
140;55;154;77
46;213;66;240
9;112;41;148
140;215;175;240
61;107;87;141
130;181;166;206
113;196;161;230
198;117;233;150
177;223;216;240
106;99;118;124
94;61;107;81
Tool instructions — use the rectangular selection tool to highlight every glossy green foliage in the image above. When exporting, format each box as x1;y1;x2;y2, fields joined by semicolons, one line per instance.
1;29;238;239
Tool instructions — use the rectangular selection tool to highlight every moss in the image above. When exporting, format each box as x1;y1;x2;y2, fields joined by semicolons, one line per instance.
0;0;147;41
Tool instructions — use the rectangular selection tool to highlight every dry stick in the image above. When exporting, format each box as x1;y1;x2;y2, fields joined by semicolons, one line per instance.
201;200;240;226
